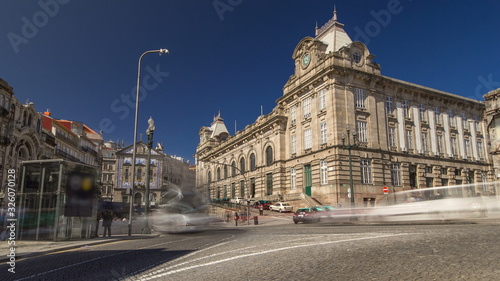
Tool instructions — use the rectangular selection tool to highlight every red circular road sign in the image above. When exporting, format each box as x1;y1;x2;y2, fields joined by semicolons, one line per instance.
383;186;389;193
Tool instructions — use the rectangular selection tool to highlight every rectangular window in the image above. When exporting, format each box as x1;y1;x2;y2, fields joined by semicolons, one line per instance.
388;126;397;148
386;97;393;115
318;89;326;110
266;173;273;195
360;159;372;184
357;121;368;143
320;160;328;185
291;134;297;154
437;134;443;154
354;88;366;109
291;168;297;190
419;104;426;121
451;137;457;156
435;107;440;124
403;100;410;119
481;173;488;191
304;128;312;150
449;110;455;127
231;182;236;198
462;113;468;130
320;122;328;144
406;129;413;150
290;106;296;125
391;163;401;186
474;116;480;133
303;97;311;118
422;132;428;153
477;141;484;159
240;181;245;197
465;139;471;158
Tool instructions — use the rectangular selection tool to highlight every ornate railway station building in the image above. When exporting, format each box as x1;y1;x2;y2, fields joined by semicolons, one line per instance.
195;11;495;207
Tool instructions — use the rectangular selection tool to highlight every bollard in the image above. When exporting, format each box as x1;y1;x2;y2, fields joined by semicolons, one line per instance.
254;216;258;225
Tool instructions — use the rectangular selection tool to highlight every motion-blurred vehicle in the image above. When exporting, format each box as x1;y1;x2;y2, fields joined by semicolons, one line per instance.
252;200;272;210
293;207;325;224
269;202;293;213
366;184;487;223
152;212;223;233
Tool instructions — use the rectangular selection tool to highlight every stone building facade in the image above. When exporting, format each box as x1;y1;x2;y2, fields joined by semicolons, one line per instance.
110;141;195;207
0;79;55;201
484;88;500;185
195;11;494;207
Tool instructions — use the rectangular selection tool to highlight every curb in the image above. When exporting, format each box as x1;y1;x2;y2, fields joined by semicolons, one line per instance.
1;234;159;263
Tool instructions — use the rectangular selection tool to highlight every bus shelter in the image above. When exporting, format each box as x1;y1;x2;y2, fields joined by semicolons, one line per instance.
17;159;99;241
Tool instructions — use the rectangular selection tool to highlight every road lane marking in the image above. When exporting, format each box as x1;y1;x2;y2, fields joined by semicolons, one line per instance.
122;235;236;280
138;233;411;280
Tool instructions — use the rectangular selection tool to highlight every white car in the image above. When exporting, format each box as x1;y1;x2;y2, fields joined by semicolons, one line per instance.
269;202;293;213
230;197;246;204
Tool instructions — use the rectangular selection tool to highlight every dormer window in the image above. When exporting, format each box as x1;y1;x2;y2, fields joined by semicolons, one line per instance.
353;52;361;63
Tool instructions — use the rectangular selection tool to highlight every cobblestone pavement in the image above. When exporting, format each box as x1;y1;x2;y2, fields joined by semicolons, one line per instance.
1;221;499;280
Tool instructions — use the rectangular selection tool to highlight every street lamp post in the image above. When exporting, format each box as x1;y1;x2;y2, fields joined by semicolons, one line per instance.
341;124;358;220
128;49;168;236
142;117;155;234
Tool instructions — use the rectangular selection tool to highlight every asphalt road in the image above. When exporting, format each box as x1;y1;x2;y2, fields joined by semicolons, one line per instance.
2;221;499;281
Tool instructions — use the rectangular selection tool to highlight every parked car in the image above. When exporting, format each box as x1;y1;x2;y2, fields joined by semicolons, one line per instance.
293;207;325;224
252;200;272;210
269;202;293;213
230;197;246;204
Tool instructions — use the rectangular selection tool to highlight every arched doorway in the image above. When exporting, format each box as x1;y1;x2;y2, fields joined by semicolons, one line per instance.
134;193;142;207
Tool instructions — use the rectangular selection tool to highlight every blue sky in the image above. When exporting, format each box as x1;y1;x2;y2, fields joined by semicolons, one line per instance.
1;0;499;163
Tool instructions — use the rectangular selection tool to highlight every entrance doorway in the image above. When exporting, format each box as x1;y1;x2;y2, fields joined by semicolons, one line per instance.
304;165;312;196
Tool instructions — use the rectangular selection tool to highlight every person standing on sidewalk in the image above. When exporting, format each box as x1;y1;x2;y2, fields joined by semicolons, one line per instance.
234;211;239;226
259;204;264;216
102;209;113;237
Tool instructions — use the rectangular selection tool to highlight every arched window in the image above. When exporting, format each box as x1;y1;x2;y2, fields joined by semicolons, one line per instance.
216;167;221;181
250;153;256;171
231;161;236;177
240;157;245;174
207;171;211;183
265;146;273;166
224;165;228;179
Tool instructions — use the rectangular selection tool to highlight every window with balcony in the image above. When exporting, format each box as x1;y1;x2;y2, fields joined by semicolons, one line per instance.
419;104;426;121
354;88;366;109
303;97;311;119
403;100;410;119
386;97;393;115
357;121;368;143
290;105;296;125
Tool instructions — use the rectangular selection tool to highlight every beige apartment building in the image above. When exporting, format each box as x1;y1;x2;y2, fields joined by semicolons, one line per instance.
195;11;494;207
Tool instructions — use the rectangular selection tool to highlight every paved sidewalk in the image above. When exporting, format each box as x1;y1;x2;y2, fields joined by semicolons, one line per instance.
0;234;159;263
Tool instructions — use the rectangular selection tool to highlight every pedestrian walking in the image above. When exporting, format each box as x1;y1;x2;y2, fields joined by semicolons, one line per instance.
225;210;231;223
259;204;264;216
102;209;113;237
234;211;239;226
95;211;101;238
